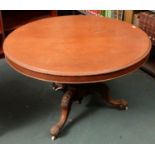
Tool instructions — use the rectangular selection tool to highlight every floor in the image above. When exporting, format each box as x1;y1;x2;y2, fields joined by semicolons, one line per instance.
0;59;155;144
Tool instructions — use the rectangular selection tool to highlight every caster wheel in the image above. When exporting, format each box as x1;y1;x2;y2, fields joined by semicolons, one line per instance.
51;136;56;141
125;106;128;110
114;99;128;110
119;104;128;110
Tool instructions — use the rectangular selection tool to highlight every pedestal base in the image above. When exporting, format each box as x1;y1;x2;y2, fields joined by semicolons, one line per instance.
50;83;128;140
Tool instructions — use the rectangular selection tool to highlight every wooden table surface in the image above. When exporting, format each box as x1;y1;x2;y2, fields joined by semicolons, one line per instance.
3;15;151;83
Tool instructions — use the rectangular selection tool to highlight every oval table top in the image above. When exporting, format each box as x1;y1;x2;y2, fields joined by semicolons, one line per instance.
3;15;151;83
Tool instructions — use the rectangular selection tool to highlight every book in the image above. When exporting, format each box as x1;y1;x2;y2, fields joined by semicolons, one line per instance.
124;10;134;23
101;10;105;16
118;10;124;20
79;10;123;20
107;10;112;18
105;10;112;18
111;10;117;19
111;10;123;20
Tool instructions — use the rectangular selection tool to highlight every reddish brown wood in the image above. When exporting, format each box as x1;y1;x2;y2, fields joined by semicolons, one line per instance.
98;84;128;110
50;83;128;140
50;87;76;140
5;55;149;84
0;11;55;57
50;10;58;17
3;16;151;79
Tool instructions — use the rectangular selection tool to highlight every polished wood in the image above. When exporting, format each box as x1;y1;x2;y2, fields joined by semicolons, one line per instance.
6;55;149;84
4;16;151;80
50;83;128;140
0;11;56;57
51;86;76;140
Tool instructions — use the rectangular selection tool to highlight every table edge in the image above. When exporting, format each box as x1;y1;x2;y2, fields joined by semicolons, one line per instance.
3;16;152;76
5;54;149;84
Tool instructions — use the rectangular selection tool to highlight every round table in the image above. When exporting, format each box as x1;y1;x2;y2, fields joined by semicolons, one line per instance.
3;15;151;140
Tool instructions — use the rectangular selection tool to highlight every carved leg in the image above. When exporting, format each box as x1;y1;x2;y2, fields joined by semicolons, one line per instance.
50;88;76;140
98;84;128;110
50;83;128;140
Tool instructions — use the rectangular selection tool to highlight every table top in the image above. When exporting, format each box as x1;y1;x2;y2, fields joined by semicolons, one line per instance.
3;15;151;83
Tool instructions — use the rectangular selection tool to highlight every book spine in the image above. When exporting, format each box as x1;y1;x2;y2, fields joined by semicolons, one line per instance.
98;10;101;16
101;10;105;16
105;10;108;17
112;10;118;19
105;10;112;18
108;10;112;18
118;10;124;20
111;10;115;19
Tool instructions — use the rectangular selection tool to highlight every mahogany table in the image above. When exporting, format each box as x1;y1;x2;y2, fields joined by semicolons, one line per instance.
3;15;151;140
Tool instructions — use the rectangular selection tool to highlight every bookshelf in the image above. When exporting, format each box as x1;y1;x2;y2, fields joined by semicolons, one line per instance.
77;10;145;23
76;10;124;20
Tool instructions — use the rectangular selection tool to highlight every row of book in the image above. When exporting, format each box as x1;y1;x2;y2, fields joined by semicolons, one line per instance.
80;10;124;20
80;10;155;45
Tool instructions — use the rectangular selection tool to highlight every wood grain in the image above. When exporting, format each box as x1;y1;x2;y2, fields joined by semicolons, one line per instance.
3;15;151;83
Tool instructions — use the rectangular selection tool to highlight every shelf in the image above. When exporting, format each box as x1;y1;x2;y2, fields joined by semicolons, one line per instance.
4;15;51;32
2;10;52;32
